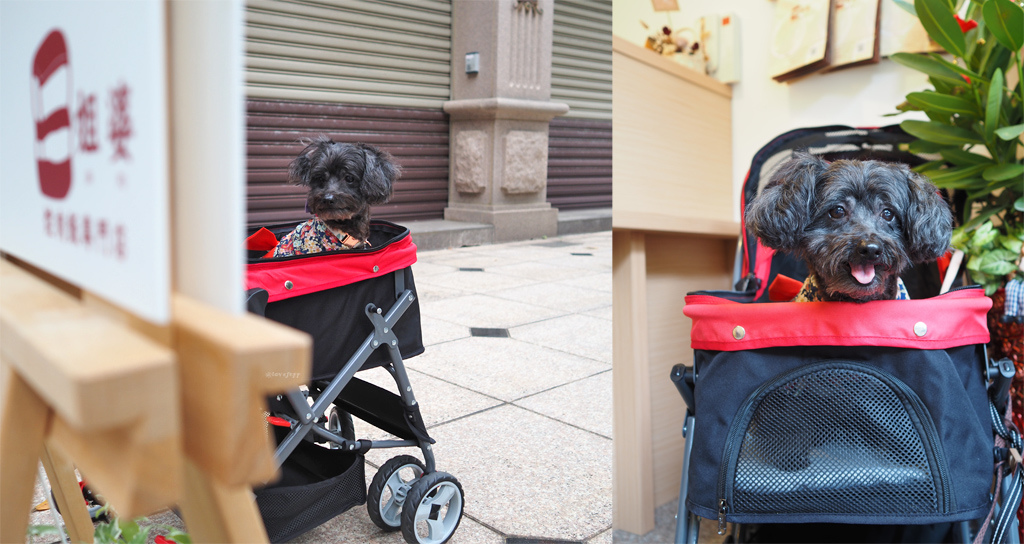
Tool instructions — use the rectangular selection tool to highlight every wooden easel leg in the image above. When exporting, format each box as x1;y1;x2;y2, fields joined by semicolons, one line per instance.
179;459;269;543
41;443;94;543
0;367;51;544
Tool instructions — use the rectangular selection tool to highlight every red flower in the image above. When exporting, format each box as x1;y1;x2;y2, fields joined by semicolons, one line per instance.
155;537;173;544
962;73;972;84
955;15;977;33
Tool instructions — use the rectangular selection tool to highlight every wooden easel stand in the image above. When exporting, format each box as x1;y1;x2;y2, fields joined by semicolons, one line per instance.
0;258;310;543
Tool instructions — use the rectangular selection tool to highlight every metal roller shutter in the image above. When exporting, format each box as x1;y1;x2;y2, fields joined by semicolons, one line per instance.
245;0;451;108
243;0;452;227
547;117;612;210
551;0;611;121
246;100;449;228
549;0;611;211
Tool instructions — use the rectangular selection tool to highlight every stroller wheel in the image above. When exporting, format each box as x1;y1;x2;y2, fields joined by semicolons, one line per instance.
367;455;425;531
400;471;464;544
326;405;355;447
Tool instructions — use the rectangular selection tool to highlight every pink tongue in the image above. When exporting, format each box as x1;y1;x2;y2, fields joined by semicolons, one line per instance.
850;263;875;284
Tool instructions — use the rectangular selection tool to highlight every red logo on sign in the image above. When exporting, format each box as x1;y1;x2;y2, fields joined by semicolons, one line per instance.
77;91;99;153
31;29;73;200
109;83;132;161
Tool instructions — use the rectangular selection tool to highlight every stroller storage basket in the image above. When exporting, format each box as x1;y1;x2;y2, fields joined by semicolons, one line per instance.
254;431;366;543
682;289;994;526
247;220;424;381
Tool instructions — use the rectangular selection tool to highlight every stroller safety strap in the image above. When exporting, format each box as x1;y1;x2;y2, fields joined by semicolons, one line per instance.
684;288;991;351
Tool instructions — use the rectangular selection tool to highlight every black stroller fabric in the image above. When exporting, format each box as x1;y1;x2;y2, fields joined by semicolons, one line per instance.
263;266;422;380
254;429;367;543
683;289;995;526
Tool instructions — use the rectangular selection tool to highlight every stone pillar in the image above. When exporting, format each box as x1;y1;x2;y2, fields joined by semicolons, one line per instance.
444;0;568;242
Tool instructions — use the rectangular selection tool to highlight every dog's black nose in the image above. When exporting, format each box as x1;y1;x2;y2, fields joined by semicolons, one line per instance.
323;194;334;202
857;241;882;260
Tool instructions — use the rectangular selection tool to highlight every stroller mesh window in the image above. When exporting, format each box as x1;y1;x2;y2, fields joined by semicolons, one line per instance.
731;366;940;516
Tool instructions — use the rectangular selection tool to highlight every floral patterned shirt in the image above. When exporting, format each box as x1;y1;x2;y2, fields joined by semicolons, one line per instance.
272;217;365;257
795;274;910;302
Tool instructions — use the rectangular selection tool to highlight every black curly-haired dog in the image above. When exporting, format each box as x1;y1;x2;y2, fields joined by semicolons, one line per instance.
746;152;952;302
273;137;400;257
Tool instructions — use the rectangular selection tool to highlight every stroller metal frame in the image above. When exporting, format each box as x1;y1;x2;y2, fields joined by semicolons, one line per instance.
270;285;438;473
246;221;462;544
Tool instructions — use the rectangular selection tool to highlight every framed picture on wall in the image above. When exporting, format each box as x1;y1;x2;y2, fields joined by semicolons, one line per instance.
828;0;881;71
769;0;833;82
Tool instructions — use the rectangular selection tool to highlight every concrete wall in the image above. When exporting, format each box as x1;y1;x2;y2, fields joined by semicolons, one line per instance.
612;0;932;221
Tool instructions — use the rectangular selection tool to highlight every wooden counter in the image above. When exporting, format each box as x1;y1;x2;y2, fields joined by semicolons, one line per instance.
611;36;739;535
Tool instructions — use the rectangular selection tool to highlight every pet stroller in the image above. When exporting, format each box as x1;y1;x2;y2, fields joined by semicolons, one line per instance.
670;126;1022;543
245;220;464;544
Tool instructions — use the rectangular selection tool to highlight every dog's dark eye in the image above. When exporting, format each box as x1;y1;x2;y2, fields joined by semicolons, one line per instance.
828;206;846;219
345;174;356;184
881;209;894;222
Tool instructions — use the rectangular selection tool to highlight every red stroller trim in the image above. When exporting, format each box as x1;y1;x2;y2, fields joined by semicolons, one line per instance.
684;288;991;351
246;234;417;303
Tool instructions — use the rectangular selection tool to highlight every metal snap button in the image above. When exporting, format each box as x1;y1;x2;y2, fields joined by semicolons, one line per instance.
284;280;293;290
373;265;379;272
732;326;745;340
914;322;927;337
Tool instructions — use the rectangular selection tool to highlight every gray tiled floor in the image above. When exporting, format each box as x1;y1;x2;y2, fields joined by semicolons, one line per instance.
344;231;613;544
406;336;607;402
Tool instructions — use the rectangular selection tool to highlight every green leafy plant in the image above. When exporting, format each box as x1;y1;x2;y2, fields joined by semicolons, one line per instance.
954;220;1024;291
27;524;60;539
890;0;1024;294
29;507;190;544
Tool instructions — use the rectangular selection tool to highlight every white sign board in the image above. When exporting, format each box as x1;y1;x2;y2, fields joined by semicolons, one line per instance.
1;1;169;323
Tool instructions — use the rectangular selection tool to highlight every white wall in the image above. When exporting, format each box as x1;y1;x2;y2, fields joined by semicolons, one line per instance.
613;0;932;220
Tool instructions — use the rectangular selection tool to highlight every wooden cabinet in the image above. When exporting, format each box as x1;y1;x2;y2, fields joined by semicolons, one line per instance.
611;36;739;535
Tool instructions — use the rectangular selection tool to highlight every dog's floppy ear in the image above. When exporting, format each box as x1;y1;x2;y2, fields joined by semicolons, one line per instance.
745;151;827;251
288;136;331;186
359;144;399;205
902;169;952;263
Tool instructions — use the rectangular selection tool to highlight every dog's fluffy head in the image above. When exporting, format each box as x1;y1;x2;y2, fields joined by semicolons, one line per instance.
289;136;399;239
746;152;952;302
